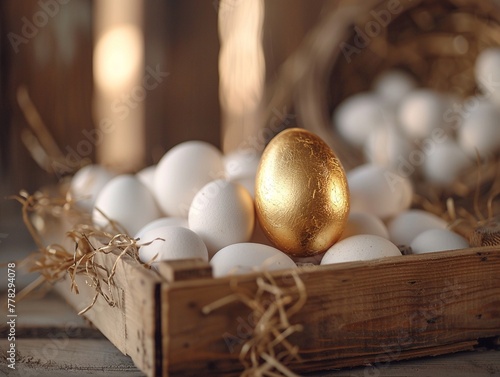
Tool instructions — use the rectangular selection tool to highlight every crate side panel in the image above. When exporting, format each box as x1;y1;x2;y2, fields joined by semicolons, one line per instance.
162;248;500;376
117;256;163;377
55;252;163;377
54;276;127;352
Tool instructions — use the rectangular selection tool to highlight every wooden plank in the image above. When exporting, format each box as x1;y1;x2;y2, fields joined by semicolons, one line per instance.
0;291;101;340
0;244;498;376
309;349;500;377
0;339;144;377
157;259;213;283
13;292;88;329
54;251;163;377
162;247;500;376
55;275;127;351
1;289;498;377
0;340;498;377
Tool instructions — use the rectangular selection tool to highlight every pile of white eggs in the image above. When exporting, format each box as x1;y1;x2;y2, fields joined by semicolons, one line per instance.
69;144;469;279
67;48;500;278
334;47;500;188
321;48;500;264
308;163;469;266
69;143;297;278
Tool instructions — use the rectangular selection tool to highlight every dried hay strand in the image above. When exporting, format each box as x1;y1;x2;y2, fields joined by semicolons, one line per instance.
202;271;307;377
11;190;156;315
414;154;500;246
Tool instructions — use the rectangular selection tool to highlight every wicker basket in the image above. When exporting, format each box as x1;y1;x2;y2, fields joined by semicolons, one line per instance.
264;0;500;170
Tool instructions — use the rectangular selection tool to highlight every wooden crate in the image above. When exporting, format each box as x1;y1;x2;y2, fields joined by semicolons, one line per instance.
54;244;500;377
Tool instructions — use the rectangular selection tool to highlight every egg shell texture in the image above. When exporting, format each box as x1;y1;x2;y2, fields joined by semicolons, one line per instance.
334;92;389;147
348;164;413;219
388;209;448;246
410;229;469;254
321;234;401;265
93;174;161;236
339;211;389;240
398;89;448;139
134;216;188;241
210;243;297;277
70;164;114;211
189;179;255;258
154;141;225;217
138;226;208;266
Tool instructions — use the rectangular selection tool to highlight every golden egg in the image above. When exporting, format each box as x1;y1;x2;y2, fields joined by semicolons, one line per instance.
255;128;350;257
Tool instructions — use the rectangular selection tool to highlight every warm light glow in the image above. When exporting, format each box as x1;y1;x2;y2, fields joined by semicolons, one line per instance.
93;0;145;172
218;0;265;152
219;38;265;113
94;24;143;93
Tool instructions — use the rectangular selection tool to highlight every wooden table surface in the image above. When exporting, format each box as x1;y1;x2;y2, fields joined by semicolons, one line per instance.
1;201;500;377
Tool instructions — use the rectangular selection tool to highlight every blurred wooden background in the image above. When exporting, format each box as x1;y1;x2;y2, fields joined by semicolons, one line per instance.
0;0;328;198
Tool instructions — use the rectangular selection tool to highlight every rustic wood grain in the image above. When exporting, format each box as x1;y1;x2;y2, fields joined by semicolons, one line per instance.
1;340;499;377
27;216;500;377
157;258;213;283
313;349;500;376
0;292;100;340
162;247;500;376
0;271;498;377
1;0;94;192
54;251;164;377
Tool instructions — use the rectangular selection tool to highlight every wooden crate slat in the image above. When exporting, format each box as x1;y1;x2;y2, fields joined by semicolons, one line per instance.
161;247;500;376
55;251;163;377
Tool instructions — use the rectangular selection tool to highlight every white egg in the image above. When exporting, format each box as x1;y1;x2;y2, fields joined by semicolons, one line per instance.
210;243;297;278
475;47;500;103
422;141;471;186
457;100;500;158
398;89;448;139
70;164;114;211
134;216;188;241
154;141;225;217
189;180;254;258
339;211;389;240
333;92;390;147
410;228;469;254
138;226;208;267
93;175;161;236
136;165;156;190
387;209;447;246
363;122;414;170
347;164;413;219
224;149;261;181
373;69;417;108
321;235;401;265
